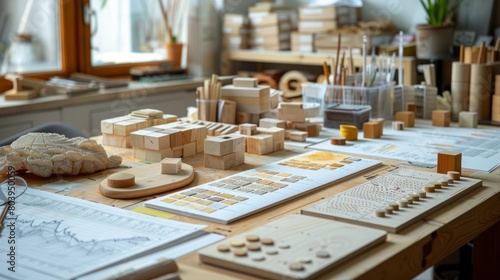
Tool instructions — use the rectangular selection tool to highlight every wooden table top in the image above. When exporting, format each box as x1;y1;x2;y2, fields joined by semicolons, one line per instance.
6;134;500;279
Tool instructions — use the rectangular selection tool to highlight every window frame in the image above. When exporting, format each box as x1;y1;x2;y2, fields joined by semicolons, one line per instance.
0;0;165;92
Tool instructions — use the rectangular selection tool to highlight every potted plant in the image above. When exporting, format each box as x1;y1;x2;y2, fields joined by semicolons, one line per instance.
416;0;462;59
158;0;184;67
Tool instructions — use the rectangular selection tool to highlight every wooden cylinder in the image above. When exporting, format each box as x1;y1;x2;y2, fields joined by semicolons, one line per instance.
469;64;492;121
451;62;471;118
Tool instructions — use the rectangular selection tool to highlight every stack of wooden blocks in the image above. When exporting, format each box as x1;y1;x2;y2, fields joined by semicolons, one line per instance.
100;109;177;148
182;120;239;136
223;14;250;50
130;122;207;162
221;77;271;124
238;123;285;155
248;3;293;51
277;102;321;141
204;135;245;170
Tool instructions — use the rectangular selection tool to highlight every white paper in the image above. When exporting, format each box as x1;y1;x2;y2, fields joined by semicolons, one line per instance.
0;188;205;280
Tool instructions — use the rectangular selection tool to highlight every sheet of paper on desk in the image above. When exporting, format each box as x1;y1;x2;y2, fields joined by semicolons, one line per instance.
310;125;500;173
0;187;206;280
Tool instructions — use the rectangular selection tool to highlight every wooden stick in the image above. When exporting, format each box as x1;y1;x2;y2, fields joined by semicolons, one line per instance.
459;45;464;63
323;61;330;85
335;33;341;85
495;37;500;51
349;47;354;75
477;42;486;64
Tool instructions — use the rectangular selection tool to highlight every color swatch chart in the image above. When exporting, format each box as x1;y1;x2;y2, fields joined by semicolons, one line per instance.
145;151;381;223
302;168;482;233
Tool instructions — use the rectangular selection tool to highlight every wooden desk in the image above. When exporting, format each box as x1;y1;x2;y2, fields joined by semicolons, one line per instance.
13;136;500;279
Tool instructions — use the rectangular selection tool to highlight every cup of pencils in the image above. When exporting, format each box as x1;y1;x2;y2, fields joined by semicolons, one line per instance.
197;74;221;122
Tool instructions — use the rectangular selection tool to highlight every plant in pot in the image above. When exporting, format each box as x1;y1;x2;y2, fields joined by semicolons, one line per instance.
416;0;462;59
158;0;184;67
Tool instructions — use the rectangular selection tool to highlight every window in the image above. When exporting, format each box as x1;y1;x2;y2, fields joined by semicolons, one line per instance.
0;0;189;91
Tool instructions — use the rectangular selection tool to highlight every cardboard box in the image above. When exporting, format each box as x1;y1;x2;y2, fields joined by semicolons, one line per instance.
298;5;359;23
250;33;290;46
298;20;338;33
251;22;292;37
250;12;290;26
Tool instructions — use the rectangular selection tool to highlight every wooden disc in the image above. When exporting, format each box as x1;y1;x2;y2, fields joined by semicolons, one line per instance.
107;172;135;188
99;163;194;199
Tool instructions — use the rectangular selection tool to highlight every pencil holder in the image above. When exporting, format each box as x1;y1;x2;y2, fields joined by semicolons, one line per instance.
197;99;219;122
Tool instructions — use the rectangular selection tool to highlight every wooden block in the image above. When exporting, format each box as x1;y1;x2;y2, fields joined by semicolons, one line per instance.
204;153;236;170
257;127;285;141
207;123;224;136
219;100;237;124
437;151;462;174
492;95;500;122
330;136;346;145
130;130;151;148
161;158;182;174
172;145;183;158
235;150;245;165
183;142;197;157
204;136;234;156
145;148;174;162
246;134;274;155
371;118;384;136
395;111;415;128
133;147;146;160
220;125;239;135
363;122;381;139
293;122;321;137
406;102;416;113
459;111;478;128
196;139;205;154
236;112;252;124
102;134;131;148
259;118;286;129
159;129;183;147
100;120;115;134
221;85;270;114
233;77;258;88
144;132;170;150
239;123;257;136
131;108;163;118
278;108;306;122
230;135;246;153
114;121;137;136
392;121;405;130
432;110;451;127
163;114;178;123
289;131;308;142
280;102;303;109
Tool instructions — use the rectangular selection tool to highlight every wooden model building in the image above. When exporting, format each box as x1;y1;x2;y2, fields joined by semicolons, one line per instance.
130;122;207;162
101;109;177;148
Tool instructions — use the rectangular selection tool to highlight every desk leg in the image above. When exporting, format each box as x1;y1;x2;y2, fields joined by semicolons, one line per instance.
473;220;500;279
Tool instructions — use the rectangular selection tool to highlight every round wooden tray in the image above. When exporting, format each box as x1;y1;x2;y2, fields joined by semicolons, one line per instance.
99;163;194;199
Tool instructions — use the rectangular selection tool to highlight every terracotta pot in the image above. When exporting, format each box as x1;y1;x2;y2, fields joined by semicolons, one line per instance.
165;42;183;67
416;24;454;59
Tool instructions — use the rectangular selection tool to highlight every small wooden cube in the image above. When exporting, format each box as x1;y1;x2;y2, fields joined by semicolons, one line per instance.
371;118;384;136
289;131;308;142
395;111;415;128
239;123;257;136
459;111;478;128
406;102;416;113
246;134;274;155
293;122;321;137
432;110;451;127
161;158;182;174
144;132;170;150
233;77;258;88
278;108;306;122
363;122;381;139
172;145;183;158
114;121;137;136
259;118;286;129
392;121;404;130
183;142;196;157
204;136;234;156
437;151;462;174
161;129;183;147
204;153;236;170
